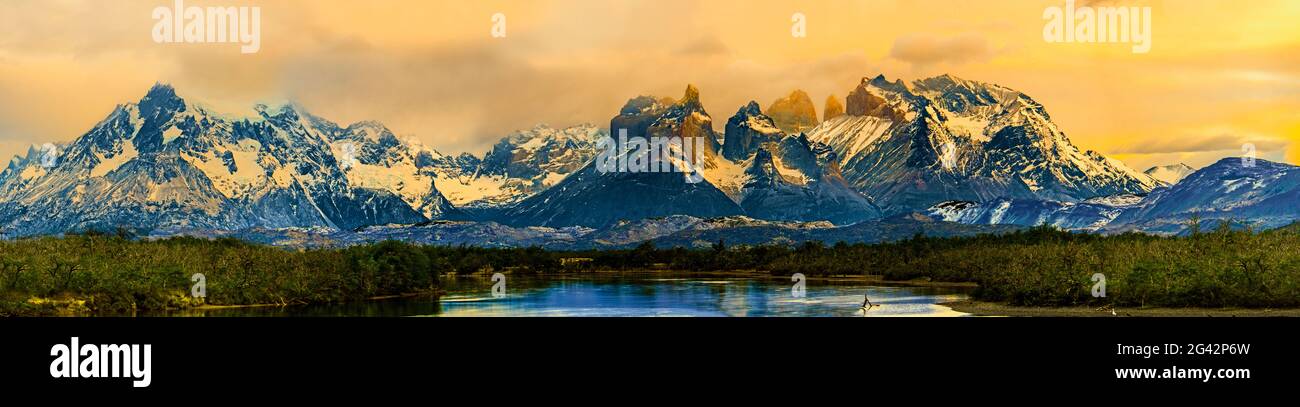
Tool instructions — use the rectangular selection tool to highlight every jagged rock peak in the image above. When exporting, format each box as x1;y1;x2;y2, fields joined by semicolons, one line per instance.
145;82;179;99
682;84;701;104
766;89;819;134
618;95;668;115
139;82;187;112
866;74;909;93
722;100;782;161
846;77;909;121
823;95;844;120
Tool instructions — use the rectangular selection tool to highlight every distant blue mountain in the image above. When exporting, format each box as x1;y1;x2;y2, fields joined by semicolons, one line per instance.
928;158;1300;235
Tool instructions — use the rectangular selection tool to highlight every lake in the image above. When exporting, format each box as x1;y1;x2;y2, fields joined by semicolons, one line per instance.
184;274;974;317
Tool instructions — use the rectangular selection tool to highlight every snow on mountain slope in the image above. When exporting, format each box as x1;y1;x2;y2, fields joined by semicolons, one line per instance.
428;124;605;208
927;196;1138;231
806;115;893;167
1110;158;1300;233
500;85;743;228
507;76;1179;228
1144;163;1196;185
721;102;784;161
502;86;885;228
721;103;882;224
928;158;1300;234
806;74;1161;215
165;213;1014;250
0;143;65;198
4;76;1260;240
0;84;458;236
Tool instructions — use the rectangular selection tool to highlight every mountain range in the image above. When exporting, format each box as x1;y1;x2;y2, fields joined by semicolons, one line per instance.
1;75;1293;245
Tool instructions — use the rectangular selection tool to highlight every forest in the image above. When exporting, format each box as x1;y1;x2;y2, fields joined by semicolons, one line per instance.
2;221;1298;315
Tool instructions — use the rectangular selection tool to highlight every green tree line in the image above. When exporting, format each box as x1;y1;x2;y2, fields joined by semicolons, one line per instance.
3;222;1299;315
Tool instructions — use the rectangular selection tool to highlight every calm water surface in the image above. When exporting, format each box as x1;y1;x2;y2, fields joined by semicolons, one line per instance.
186;274;973;317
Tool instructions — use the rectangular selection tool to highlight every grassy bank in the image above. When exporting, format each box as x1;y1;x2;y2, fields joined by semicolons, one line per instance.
940;300;1300;317
0;235;441;315
3;222;1299;315
854;225;1300;308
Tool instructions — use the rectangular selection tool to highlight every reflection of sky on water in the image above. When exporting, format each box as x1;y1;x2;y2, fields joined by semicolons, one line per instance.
185;275;972;317
430;276;971;317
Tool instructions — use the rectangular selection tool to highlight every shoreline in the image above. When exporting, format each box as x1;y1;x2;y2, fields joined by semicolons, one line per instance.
466;269;981;289
14;271;1300;316
942;300;1300;317
192;290;443;311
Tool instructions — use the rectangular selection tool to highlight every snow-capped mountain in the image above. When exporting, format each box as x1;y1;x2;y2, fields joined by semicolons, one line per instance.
720;102;881;224
500;75;1166;229
0;84;457;236
0;142;66;199
1111;158;1300;233
502;86;883;228
721;101;784;161
177;212;1020;250
927;158;1300;234
927;194;1144;231
498;86;743;228
427;124;605;208
6;76;1277;241
1144;163;1196;185
807;74;1161;215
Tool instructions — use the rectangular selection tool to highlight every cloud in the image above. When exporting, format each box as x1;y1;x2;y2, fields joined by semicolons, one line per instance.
0;0;1295;169
1114;128;1290;154
675;36;730;57
888;33;996;68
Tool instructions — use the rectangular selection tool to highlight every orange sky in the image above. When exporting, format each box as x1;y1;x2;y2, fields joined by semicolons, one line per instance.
1;0;1297;171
